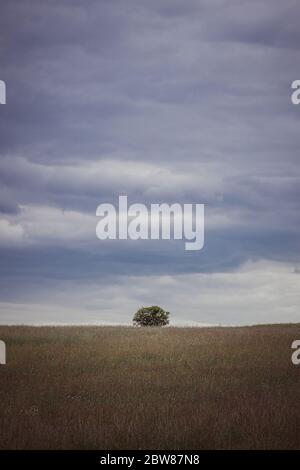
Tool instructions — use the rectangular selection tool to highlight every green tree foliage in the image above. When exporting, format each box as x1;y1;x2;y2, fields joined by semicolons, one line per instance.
133;306;170;327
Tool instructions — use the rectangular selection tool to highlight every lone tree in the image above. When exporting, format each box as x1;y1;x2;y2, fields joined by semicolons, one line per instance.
133;306;170;327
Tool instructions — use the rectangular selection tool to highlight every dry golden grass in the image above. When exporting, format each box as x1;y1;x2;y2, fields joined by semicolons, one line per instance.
0;324;299;449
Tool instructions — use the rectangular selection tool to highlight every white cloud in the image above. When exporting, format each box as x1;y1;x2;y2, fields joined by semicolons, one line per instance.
0;219;25;246
1;260;299;325
0;205;95;247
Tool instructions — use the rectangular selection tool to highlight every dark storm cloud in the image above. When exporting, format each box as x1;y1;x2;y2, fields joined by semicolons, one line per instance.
0;0;299;322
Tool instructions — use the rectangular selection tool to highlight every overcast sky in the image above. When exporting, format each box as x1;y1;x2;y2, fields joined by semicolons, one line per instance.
0;0;299;325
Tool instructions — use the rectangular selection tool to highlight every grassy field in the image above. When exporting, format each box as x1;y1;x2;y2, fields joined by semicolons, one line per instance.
0;324;299;449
